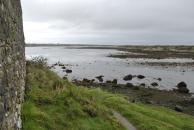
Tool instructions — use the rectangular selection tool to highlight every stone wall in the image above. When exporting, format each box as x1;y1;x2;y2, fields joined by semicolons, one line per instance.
0;0;25;130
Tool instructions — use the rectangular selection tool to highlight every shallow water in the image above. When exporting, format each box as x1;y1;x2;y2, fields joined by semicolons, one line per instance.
26;46;194;92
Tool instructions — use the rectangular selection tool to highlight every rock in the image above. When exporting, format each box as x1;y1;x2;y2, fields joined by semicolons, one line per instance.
59;63;65;66
112;79;117;84
106;79;117;84
125;83;134;88
174;105;183;112
177;87;189;94
106;80;112;84
48;66;54;69
98;78;103;82
177;82;187;88
53;63;58;66
137;75;145;79
66;69;72;73
91;79;95;83
61;66;66;69
96;75;104;79
95;75;104;82
140;83;146;87
72;79;79;83
189;98;194;104
123;74;133;81
151;82;158;87
157;78;162;81
63;76;67;80
176;82;189;94
83;78;90;83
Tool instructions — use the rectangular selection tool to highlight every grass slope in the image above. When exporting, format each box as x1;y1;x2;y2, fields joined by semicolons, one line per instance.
22;60;194;130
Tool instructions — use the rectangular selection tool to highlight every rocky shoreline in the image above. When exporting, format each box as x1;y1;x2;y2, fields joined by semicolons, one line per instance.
72;78;194;116
47;45;194;116
49;62;194;116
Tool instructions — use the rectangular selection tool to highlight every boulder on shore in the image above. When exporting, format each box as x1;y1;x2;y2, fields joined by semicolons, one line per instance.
123;74;133;81
140;83;146;87
177;82;187;88
83;78;91;83
61;66;66;69
66;69;72;73
176;82;189;94
112;79;118;84
91;79;95;83
59;63;65;66
95;75;104;82
53;63;58;66
137;75;145;79
151;82;159;87
106;80;112;84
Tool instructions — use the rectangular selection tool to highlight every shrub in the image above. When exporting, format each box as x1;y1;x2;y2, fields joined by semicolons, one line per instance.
27;56;48;68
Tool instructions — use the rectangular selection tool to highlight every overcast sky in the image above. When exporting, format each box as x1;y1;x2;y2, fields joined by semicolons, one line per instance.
21;0;194;45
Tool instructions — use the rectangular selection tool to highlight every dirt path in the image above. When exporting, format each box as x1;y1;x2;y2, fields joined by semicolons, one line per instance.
113;110;137;130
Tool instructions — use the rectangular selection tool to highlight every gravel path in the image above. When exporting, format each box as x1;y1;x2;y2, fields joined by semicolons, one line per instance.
113;110;137;130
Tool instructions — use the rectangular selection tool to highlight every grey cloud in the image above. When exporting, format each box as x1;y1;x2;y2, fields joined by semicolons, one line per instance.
21;0;194;44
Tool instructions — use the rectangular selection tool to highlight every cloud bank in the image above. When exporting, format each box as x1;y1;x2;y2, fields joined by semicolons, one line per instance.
22;0;194;45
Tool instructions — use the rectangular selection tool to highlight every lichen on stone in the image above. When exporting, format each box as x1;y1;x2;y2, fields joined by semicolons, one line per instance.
0;0;25;129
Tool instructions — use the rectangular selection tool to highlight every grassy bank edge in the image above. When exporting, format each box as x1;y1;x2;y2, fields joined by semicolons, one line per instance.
22;59;194;130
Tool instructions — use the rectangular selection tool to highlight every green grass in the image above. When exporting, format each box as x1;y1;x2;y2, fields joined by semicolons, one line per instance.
22;60;194;130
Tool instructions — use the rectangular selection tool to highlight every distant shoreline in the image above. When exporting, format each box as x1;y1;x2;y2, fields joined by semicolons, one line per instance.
25;43;194;47
26;44;194;59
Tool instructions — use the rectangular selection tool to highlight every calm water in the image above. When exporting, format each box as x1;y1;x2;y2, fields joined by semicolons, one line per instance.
26;46;194;92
